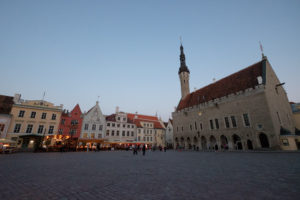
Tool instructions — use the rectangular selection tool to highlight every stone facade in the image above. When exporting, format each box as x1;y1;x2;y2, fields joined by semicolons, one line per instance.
172;48;296;150
165;119;173;148
291;103;300;130
80;101;106;140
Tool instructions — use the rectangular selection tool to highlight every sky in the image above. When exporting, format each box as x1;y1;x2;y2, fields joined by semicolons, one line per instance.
1;0;300;121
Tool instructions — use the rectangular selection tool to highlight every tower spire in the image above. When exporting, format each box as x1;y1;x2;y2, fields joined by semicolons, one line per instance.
178;39;190;99
178;39;190;74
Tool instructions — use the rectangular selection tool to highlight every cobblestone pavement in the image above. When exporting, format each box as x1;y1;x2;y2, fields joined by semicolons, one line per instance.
0;150;300;200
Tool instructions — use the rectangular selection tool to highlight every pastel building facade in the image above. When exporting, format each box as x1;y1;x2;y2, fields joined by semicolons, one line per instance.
7;94;63;149
58;104;83;139
80;101;106;140
105;108;136;146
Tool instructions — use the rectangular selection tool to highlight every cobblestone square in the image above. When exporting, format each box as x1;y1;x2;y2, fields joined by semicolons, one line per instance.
0;151;300;200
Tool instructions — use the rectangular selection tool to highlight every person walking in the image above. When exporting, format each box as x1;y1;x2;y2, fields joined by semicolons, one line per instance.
142;144;146;156
133;145;138;155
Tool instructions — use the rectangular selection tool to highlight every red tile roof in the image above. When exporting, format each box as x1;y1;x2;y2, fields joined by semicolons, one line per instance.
106;114;116;122
177;60;263;111
127;113;165;129
106;113;135;124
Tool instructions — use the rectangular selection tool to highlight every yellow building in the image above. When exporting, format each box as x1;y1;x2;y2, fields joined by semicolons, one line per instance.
7;94;62;150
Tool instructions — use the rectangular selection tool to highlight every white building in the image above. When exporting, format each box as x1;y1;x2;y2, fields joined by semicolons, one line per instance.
105;107;136;148
80;101;106;140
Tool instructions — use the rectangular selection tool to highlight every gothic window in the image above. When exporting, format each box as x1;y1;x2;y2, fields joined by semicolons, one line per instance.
215;119;219;129
243;114;250;127
231;116;237;128
209;120;214;130
224;117;230;128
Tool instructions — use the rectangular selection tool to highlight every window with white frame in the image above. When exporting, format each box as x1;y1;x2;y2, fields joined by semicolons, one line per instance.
14;124;21;133
26;124;33;133
52;114;56;120
37;125;44;134
31;112;36;118
18;110;25;117
48;126;54;134
41;112;47;119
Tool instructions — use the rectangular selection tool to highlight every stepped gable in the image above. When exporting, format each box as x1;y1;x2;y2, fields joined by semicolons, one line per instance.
0;95;14;114
177;60;263;111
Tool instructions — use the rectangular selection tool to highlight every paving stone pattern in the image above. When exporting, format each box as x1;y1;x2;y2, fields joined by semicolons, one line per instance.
0;150;300;200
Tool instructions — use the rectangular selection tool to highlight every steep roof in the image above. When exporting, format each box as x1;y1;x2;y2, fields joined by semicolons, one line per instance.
0;95;14;114
106;113;134;124
127;113;165;129
176;60;263;111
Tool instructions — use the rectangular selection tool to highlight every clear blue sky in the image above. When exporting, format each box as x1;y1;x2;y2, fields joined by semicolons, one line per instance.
1;0;300;121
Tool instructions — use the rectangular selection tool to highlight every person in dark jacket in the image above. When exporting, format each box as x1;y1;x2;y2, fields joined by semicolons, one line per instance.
142;144;146;156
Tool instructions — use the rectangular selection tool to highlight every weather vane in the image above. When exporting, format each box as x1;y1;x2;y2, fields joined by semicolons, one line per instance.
180;36;182;45
259;41;264;58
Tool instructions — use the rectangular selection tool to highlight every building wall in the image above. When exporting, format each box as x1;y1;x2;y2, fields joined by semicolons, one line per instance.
263;59;295;148
294;113;300;130
136;123;155;145
80;102;106;139
106;113;136;143
7;100;62;140
58;105;83;138
172;86;278;150
0;114;12;138
165;121;173;147
155;129;165;147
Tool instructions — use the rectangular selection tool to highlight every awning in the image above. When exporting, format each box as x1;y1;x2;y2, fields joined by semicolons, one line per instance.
0;138;17;144
19;134;43;138
78;139;105;143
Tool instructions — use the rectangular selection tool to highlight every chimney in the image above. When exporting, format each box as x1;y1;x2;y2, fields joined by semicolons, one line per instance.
134;111;138;119
116;106;119;114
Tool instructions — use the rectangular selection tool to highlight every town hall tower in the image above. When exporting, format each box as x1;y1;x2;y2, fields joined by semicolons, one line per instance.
178;44;190;99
